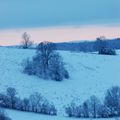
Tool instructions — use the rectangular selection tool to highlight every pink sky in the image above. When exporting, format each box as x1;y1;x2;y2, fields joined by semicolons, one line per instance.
0;25;120;46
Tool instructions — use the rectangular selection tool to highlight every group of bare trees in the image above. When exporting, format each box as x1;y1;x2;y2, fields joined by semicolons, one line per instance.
65;86;120;118
1;86;120;118
65;95;102;118
0;87;57;116
94;36;116;55
23;41;69;81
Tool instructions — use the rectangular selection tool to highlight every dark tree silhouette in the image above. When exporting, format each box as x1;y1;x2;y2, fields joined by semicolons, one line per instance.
21;32;33;49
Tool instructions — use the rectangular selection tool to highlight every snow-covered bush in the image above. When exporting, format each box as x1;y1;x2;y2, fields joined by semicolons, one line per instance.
99;48;116;55
23;41;69;81
0;108;11;120
48;53;69;81
23;58;35;75
94;36;116;55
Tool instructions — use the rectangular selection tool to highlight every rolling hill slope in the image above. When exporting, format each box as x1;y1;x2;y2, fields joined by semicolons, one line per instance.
0;47;120;116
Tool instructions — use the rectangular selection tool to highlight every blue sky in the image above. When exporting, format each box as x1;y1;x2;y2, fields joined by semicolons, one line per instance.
0;0;120;29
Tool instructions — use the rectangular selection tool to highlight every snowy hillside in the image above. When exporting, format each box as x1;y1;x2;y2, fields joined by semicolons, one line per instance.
6;109;82;120
6;109;116;120
0;47;120;117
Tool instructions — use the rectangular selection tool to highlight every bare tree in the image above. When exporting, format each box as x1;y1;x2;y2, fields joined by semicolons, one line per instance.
6;87;17;108
88;95;101;118
21;32;33;49
29;92;43;112
82;100;89;118
22;98;30;111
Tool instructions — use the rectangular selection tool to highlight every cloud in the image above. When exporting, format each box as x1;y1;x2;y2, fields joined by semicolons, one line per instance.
0;0;119;29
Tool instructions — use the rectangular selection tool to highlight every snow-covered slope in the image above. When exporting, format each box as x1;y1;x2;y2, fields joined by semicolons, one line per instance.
0;47;120;115
6;109;115;120
6;109;79;120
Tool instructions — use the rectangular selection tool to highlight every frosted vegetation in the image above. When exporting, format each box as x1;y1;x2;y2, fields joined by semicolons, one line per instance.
94;36;116;55
23;41;69;81
0;86;120;119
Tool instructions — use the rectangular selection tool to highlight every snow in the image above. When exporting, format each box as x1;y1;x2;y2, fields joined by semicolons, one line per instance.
6;109;77;120
6;109;116;120
0;47;120;116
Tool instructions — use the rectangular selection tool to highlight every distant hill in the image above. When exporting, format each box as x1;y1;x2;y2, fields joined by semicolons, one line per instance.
5;38;120;52
55;38;120;52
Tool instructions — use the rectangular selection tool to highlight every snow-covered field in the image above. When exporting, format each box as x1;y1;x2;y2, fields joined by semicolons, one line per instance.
0;47;120;119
